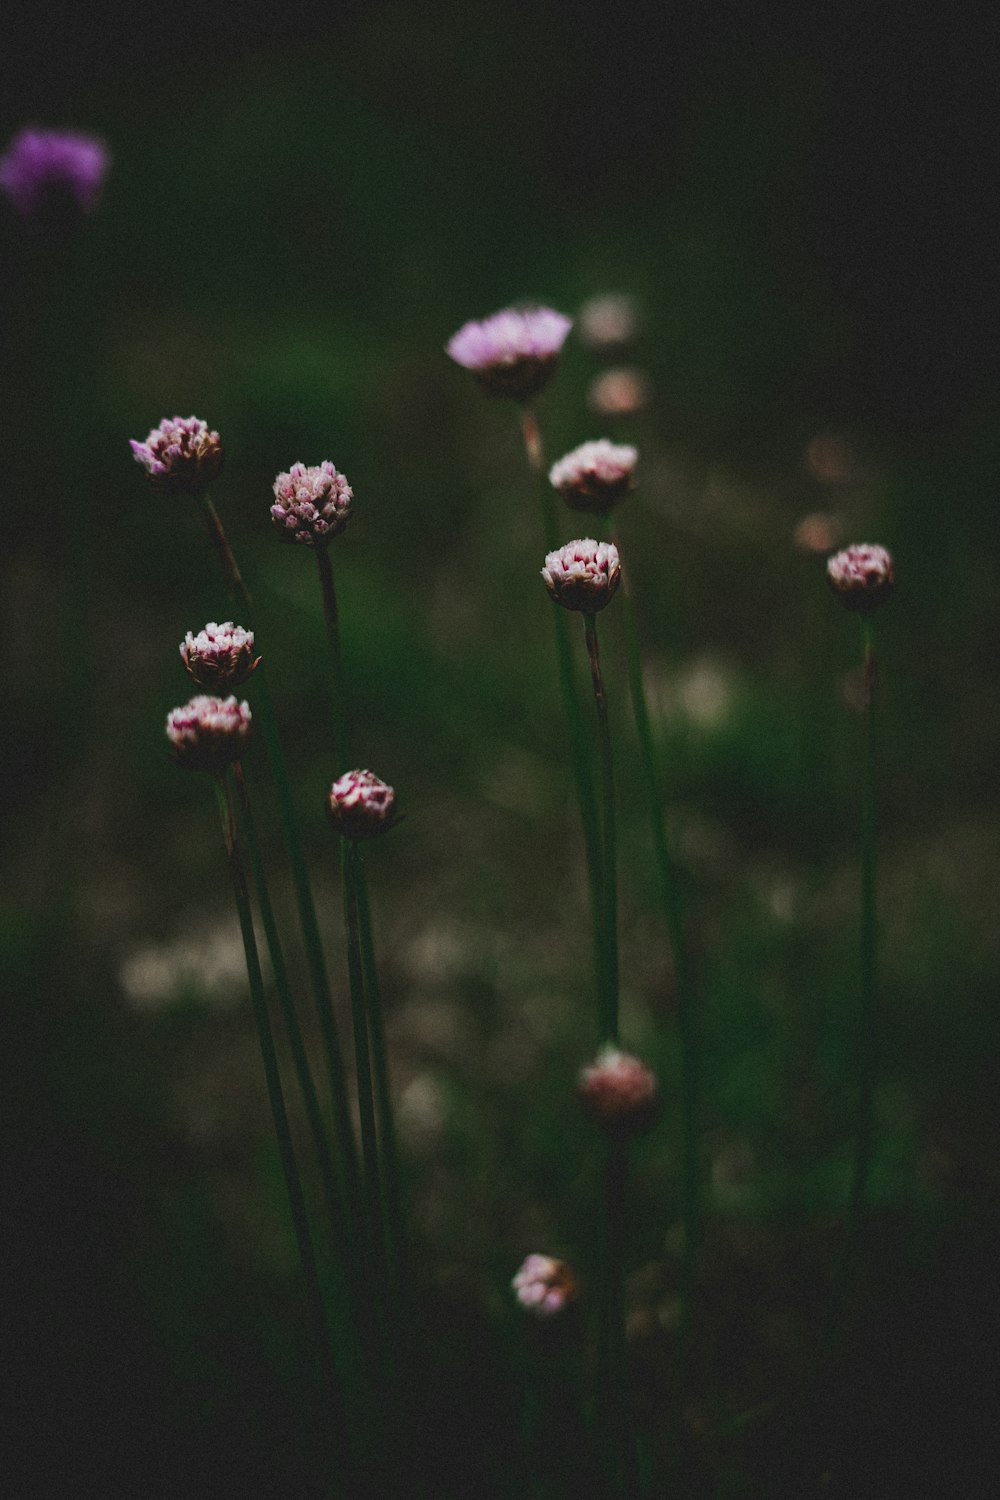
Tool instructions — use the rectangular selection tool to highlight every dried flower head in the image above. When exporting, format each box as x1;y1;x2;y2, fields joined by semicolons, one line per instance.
512;1255;579;1317
180;622;259;690
549;439;638;514
271;461;353;547
446;306;572;401
578;1046;660;1137
130;417;224;497
0;127;108;217
541;539;621;613
166;695;251;773
826;543;895;613
327;769;398;840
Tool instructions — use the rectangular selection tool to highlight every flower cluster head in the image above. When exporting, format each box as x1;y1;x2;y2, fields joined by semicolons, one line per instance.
271;462;353;547
0;127;108;218
446;306;572;402
327;769;398;840
166;695;251;773
130;417;224;497
541;539;621;613
180;622;259;690
826;543;895;614
578;293;640;350
549;439;638;515
512;1255;579;1318
578;1047;660;1138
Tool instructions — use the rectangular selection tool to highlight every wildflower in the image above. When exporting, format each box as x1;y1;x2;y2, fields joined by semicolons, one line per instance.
181;622;259;690
512;1255;579;1317
0;127;108;217
271;461;353;547
577;293;640;350
541;539;621;613
327;769;398;840
587;367;651;417
549;439;637;514
578;1046;659;1137
166;695;251;773
130;417;223;497
827;543;895;614
446;306;572;401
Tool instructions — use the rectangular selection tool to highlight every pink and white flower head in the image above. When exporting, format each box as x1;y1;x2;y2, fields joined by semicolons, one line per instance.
327;769;398;840
578;1047;660;1137
446;306;572;401
541;539;621;614
0;128;108;217
826;543;895;614
180;622;260;690
130;416;223;497
271;461;353;547
512;1254;579;1317
549;439;638;515
166;695;251;774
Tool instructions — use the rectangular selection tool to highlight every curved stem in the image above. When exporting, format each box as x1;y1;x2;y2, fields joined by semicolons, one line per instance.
584;613;619;1043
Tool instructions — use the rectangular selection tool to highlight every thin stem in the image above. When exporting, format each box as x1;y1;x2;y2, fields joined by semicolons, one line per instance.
599;1140;630;1497
314;545;351;774
847;616;878;1254
343;840;387;1279
584;613;619;1043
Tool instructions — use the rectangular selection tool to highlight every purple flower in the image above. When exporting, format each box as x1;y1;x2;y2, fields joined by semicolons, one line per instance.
512;1255;579;1317
541;538;621;613
166;695;251;773
446;306;572;401
181;623;259;690
271;462;353;547
549;439;638;514
130;417;224;497
0;128;108;217
827;543;895;613
327;769;398;840
578;1047;660;1138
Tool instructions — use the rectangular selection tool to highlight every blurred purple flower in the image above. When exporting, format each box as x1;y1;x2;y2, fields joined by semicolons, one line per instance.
166;695;251;774
512;1255;579;1317
549;438;638;514
0;128;108;217
446;306;571;401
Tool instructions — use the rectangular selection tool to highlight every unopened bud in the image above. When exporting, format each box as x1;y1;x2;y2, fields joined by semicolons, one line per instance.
327;769;398;840
826;543;894;613
180;622;259;690
541;539;621;613
578;1046;659;1137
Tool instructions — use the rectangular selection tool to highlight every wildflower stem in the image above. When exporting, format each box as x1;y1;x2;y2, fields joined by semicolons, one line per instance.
847;616;878;1256
584;613;619;1043
343;840;387;1280
314;545;351;774
599;1140;630;1496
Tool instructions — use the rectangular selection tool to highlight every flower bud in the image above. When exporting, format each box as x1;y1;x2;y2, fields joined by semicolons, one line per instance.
180;622;260;690
512;1254;579;1317
578;1046;659;1137
270;461;353;547
541;539;621;613
549;439;638;515
166;695;251;773
446;306;572;402
130;417;224;496
826;543;895;614
327;769;398;840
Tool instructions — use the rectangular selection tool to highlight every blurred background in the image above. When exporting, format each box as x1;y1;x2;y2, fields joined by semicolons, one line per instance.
3;4;1000;1495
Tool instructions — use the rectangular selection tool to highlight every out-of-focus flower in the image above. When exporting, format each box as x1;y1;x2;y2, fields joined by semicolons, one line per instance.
549;438;638;514
130;417;223;496
794;511;844;554
0;127;108;217
512;1254;579;1316
804;433;857;485
271;461;353;546
327;769;398;840
577;293;640;349
166;695;251;773
542;539;621;613
446;306;571;401
578;1046;659;1137
587;367;651;417
827;543;895;613
181;622;259;690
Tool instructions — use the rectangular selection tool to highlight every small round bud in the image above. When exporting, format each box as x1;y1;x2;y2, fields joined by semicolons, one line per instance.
549;439;638;515
180;622;260;690
327;769;398;840
166;695;251;773
446;306;572;402
826;543;895;614
271;461;353;547
130;416;224;497
541;539;621;613
512;1254;579;1317
578;1047;660;1137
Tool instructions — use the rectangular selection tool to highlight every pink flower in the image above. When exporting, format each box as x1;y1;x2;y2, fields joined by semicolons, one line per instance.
541;539;621;613
826;544;895;613
578;1047;659;1137
180;623;259;690
166;695;251;773
327;769;398;840
0;128;108;217
130;417;223;497
512;1255;579;1317
549;439;637;514
270;462;353;547
446;306;571;401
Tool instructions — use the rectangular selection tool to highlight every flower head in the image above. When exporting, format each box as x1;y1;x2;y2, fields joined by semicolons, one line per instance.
587;367;651;417
541;539;621;613
549;439;638;514
512;1255;579;1317
271;462;353;547
578;1047;659;1137
327;769;398;840
180;622;259;690
577;293;640;349
166;695;251;773
130;417;223;497
446;306;572;401
0;128;108;217
826;543;895;613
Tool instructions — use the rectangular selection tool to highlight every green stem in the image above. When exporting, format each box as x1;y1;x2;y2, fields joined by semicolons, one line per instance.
315;545;351;774
343;841;387;1279
847;617;878;1255
584;613;619;1043
599;1140;630;1497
